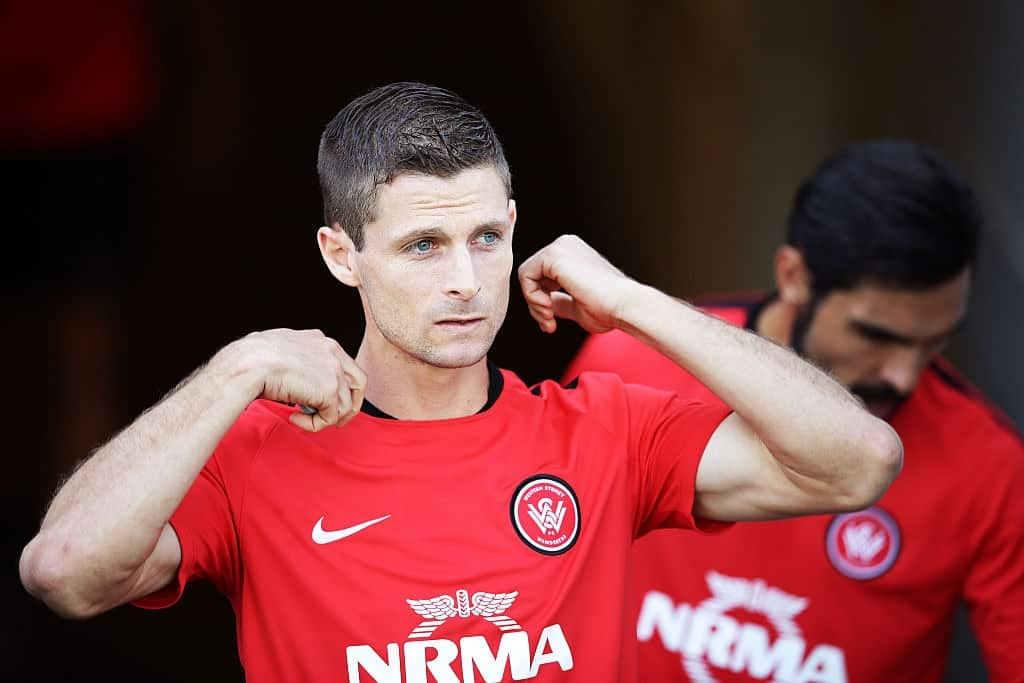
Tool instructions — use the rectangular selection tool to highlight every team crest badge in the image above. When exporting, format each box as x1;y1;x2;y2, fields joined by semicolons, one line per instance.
510;475;580;555
826;506;901;580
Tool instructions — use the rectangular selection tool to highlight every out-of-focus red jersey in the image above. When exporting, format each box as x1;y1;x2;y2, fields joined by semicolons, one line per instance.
564;295;1024;683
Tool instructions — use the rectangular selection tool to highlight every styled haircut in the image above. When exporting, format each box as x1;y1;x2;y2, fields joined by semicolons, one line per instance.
786;139;980;293
317;82;512;250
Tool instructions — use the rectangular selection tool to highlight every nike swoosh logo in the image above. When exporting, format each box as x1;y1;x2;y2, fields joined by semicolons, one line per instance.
311;514;391;544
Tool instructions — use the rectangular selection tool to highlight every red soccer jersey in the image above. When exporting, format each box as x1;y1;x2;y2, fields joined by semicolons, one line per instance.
564;297;1024;683
135;367;730;682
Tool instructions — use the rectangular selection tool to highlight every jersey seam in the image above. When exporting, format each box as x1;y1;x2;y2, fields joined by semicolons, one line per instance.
234;414;287;598
928;361;1024;446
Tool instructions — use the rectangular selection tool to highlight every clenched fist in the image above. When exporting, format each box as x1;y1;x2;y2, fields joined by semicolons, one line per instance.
216;328;366;431
517;235;639;335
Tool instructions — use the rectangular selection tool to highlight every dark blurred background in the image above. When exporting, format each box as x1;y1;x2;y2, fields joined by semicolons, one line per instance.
3;1;1020;681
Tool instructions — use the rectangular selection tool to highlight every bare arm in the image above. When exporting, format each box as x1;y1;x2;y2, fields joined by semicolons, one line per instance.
519;235;902;521
19;329;365;618
617;290;901;519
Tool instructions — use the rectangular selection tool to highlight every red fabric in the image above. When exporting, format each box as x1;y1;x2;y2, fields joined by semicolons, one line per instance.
135;369;729;682
567;302;1024;683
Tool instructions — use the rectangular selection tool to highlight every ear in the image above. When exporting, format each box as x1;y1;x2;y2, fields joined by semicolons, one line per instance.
317;224;361;287
507;198;517;236
774;245;812;306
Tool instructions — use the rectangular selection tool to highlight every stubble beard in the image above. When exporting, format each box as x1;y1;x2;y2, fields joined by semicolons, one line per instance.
367;293;509;370
791;300;908;421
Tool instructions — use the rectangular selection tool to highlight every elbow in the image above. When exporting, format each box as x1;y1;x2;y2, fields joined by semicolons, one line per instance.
19;534;109;620
865;419;904;500
839;419;904;512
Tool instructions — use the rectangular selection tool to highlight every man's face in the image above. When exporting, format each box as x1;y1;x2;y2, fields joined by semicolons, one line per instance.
351;165;515;369
797;269;970;419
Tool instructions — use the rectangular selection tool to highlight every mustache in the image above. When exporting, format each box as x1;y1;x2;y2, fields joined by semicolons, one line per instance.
849;382;909;406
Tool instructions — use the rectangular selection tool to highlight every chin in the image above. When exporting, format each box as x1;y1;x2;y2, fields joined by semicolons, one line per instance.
417;341;493;369
425;350;489;369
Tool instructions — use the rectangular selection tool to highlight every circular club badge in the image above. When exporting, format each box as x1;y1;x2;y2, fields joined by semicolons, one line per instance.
510;475;580;555
826;506;901;580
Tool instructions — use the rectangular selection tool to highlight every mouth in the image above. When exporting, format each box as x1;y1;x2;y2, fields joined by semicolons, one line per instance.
866;400;893;417
863;397;903;420
436;317;485;329
851;384;908;421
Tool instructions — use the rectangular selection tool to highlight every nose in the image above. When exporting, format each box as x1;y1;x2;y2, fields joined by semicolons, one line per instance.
445;246;481;300
879;347;928;395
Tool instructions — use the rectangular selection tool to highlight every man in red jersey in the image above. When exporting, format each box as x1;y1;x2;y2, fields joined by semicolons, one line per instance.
565;139;1024;682
19;84;900;683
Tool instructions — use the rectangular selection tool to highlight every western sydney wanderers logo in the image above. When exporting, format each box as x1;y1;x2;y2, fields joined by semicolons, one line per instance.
345;587;574;682
826;506;901;580
510;475;580;555
637;572;849;682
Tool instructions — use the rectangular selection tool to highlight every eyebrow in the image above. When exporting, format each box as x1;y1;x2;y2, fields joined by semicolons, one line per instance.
848;317;967;346
391;220;509;246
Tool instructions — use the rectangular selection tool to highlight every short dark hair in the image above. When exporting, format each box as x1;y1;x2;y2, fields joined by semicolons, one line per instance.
786;139;980;293
317;82;512;250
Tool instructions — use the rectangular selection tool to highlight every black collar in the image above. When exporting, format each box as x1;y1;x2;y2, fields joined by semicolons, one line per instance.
744;291;776;333
360;361;505;419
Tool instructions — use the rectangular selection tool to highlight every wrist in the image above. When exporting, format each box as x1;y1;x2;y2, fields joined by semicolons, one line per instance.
610;281;670;333
206;336;269;403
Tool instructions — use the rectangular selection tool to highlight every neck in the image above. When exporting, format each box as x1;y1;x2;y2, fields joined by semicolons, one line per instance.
355;335;490;421
756;296;796;348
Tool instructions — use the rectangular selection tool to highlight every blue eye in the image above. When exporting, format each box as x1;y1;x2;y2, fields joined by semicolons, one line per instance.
411;239;434;254
480;231;499;245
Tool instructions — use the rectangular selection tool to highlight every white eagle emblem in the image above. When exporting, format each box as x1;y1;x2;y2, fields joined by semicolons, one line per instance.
705;571;808;623
406;589;520;639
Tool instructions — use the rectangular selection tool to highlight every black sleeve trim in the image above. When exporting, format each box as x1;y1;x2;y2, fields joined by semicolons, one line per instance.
741;291;777;332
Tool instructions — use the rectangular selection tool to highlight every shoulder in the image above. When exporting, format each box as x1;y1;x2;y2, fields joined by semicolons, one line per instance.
514;368;696;426
913;359;1024;466
507;367;630;407
236;398;295;435
212;399;295;466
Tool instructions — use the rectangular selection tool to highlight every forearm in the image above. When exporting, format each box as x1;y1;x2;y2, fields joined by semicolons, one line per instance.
23;346;259;607
615;283;900;494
